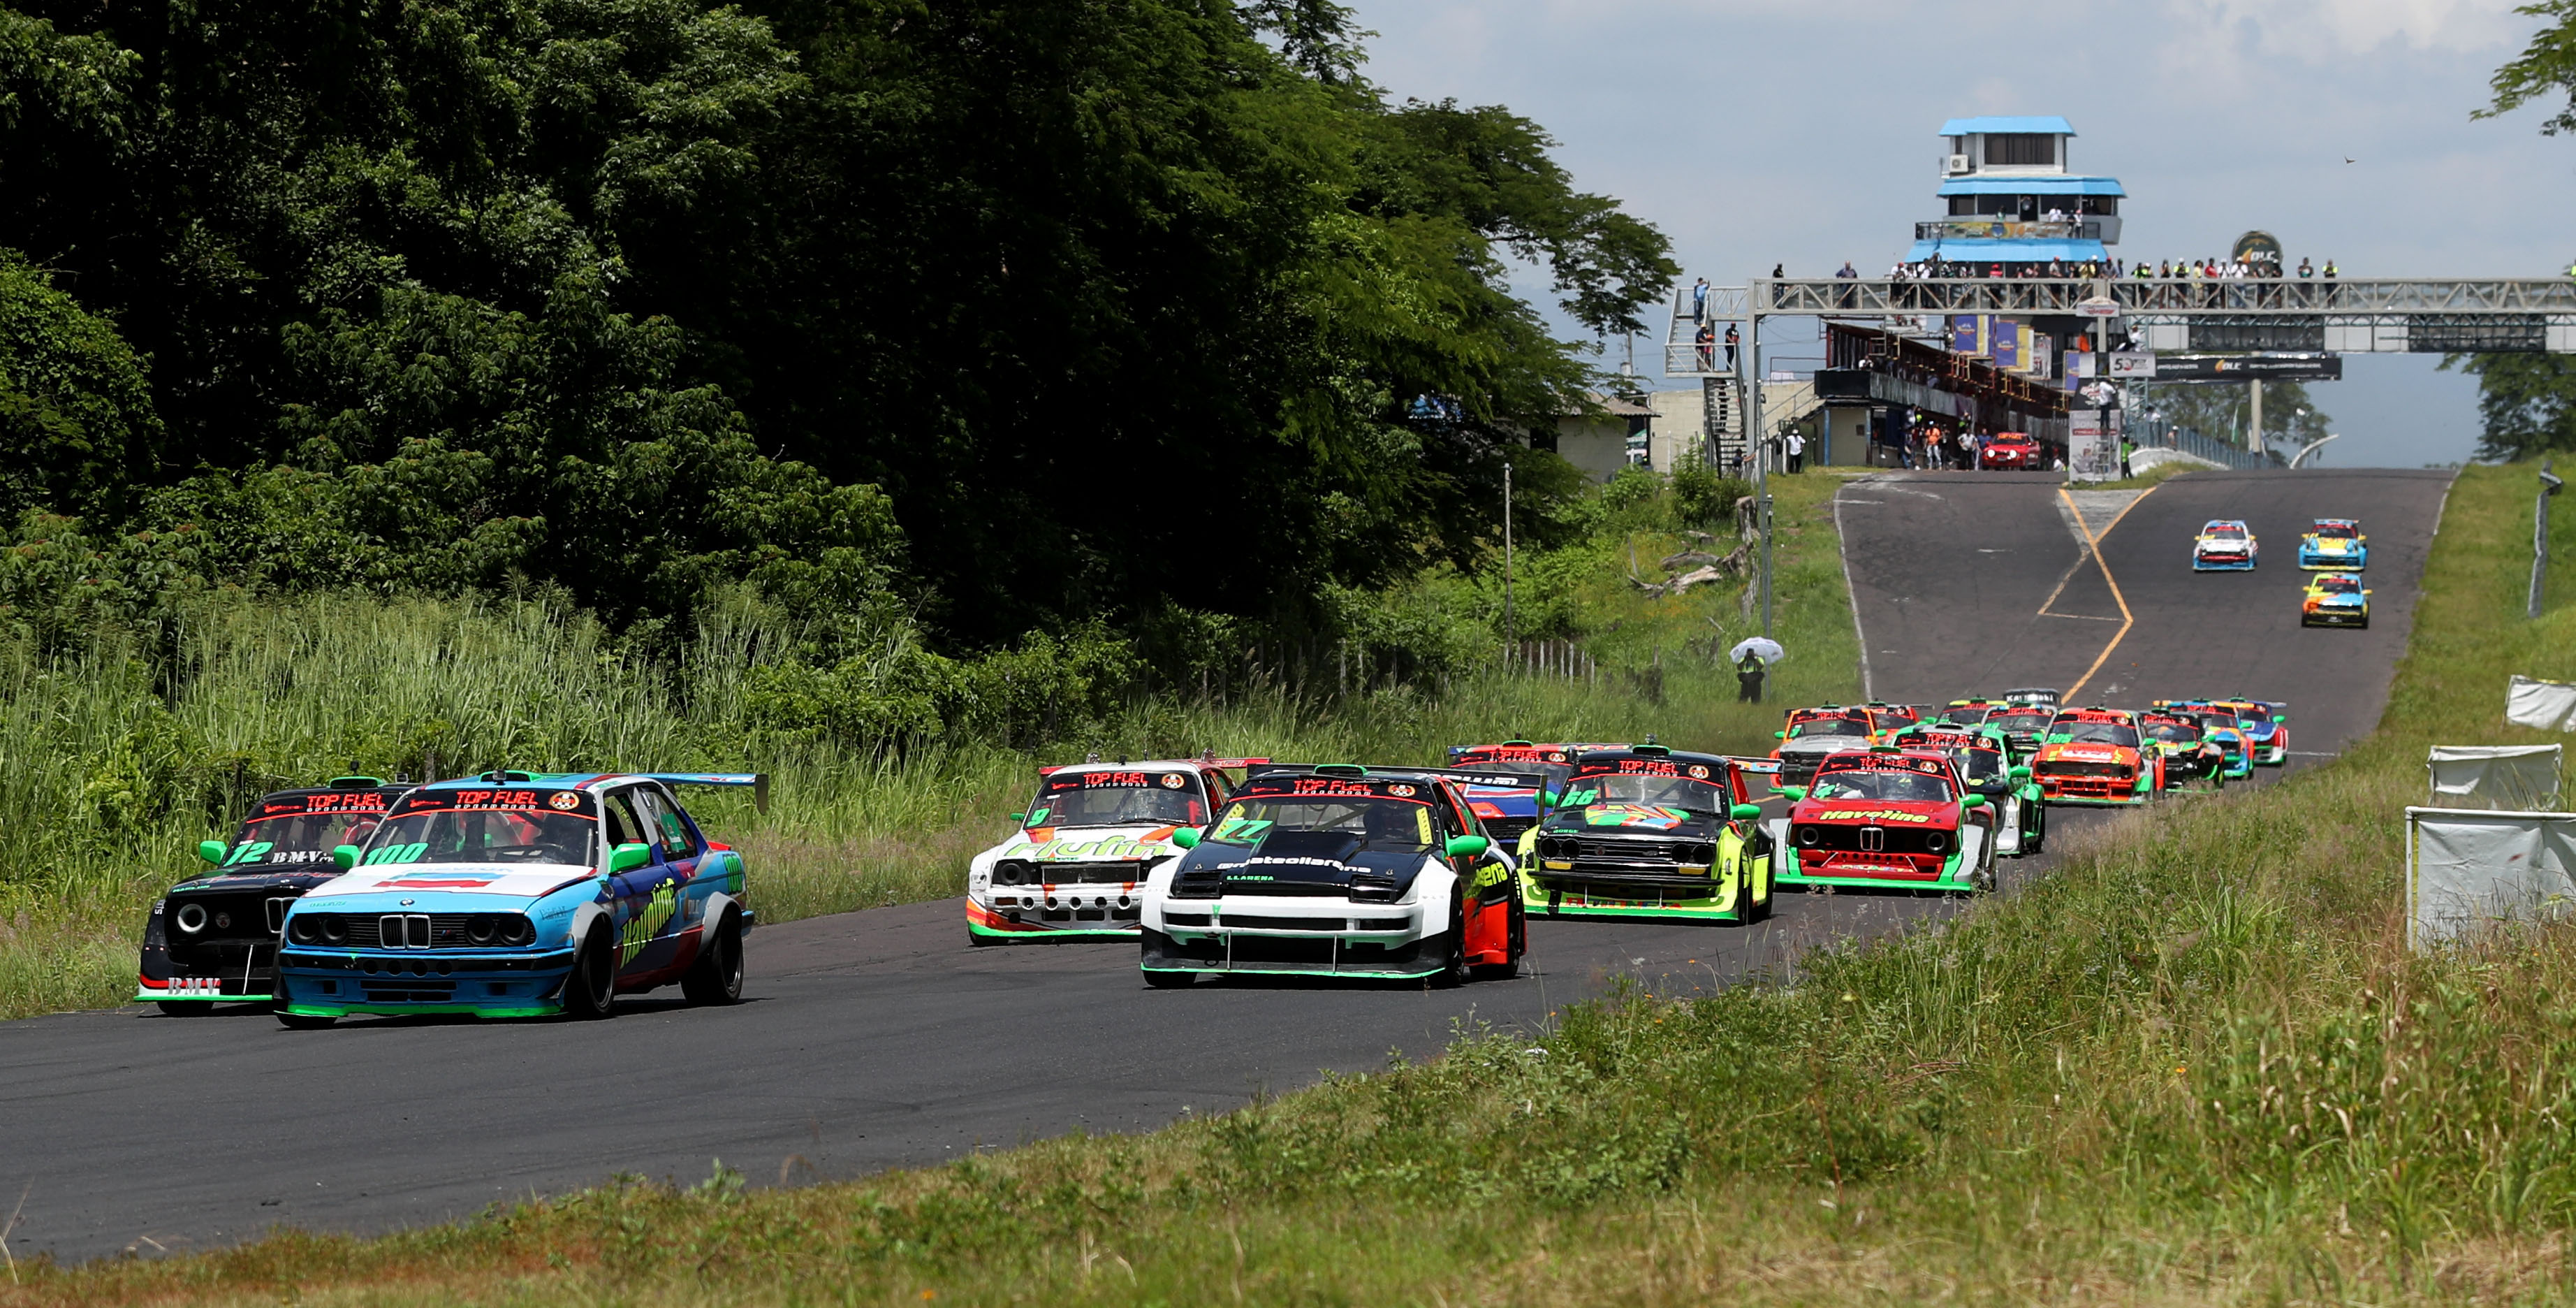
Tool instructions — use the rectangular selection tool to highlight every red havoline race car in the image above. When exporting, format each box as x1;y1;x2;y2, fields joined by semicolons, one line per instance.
1773;748;1999;893
1519;746;1772;922
1138;765;1524;984
967;757;1264;943
137;777;414;1014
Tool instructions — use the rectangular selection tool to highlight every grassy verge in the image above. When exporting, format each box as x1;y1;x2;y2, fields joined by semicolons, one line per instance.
0;472;1859;1022
22;463;2572;1305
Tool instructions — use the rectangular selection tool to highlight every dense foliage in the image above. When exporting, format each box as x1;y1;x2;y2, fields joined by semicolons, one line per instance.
0;0;1671;660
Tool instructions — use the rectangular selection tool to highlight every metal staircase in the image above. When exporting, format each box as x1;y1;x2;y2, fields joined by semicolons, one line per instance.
1666;285;1750;467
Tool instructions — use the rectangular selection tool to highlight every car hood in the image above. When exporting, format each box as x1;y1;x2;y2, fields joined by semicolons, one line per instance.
166;866;348;896
1178;829;1430;896
984;824;1184;863
1539;804;1720;838
2035;743;2142;766
1779;734;1873;757
300;864;600;906
1790;798;1959;827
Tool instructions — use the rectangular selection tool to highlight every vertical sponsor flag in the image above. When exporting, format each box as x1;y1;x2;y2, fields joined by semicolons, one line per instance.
1993;321;2020;370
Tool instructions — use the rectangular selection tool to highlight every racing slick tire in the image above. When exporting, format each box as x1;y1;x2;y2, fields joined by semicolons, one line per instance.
2025;805;2046;855
275;1012;337;1030
562;926;617;1020
1433;899;1473;988
681;910;745;1006
1469;899;1524;981
157;1001;212;1017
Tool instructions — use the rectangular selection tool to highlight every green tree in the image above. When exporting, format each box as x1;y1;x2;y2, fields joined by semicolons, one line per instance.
2135;380;2329;453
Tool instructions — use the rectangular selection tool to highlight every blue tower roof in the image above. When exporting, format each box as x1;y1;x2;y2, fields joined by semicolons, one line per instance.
1939;116;2075;136
1937;177;2125;197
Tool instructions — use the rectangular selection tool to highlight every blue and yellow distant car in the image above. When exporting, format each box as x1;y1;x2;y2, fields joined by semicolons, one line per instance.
2297;518;2368;570
2301;572;2370;628
273;771;763;1026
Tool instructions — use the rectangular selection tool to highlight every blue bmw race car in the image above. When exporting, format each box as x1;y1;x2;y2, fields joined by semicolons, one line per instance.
2297;518;2367;571
273;771;764;1026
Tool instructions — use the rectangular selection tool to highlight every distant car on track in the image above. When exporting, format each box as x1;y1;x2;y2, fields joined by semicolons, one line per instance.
137;778;413;1015
2211;698;2291;765
1978;432;2041;470
2000;687;2063;709
1141;765;1524;984
2302;573;2371;630
1888;723;2044;856
1772;706;1878;789
1519;747;1771;922
966;757;1260;945
2162;702;2257;782
2298;518;2367;571
1982;703;2058;763
2139;711;2226;790
1446;742;1613;849
1775;748;1999;893
272;771;764;1026
2193;520;2257;571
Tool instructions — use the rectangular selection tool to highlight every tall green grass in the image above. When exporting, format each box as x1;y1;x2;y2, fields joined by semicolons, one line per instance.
0;471;1864;1022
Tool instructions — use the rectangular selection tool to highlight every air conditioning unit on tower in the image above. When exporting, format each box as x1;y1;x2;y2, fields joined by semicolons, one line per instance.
1946;154;1973;175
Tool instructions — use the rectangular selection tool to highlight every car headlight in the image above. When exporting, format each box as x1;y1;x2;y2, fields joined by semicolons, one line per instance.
1924;831;1948;853
1794;824;1823;848
502;915;536;946
466;913;499;945
995;859;1033;886
175;902;208;934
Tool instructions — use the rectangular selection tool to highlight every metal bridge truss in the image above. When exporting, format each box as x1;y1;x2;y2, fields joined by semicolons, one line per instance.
1664;277;2576;377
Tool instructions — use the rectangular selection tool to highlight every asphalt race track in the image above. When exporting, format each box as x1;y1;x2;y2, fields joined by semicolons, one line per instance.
0;466;2451;1264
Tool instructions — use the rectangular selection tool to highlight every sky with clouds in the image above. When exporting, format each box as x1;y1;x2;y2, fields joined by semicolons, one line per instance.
1354;0;2576;466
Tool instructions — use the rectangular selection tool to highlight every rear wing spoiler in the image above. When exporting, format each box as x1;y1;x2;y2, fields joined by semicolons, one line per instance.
643;773;770;815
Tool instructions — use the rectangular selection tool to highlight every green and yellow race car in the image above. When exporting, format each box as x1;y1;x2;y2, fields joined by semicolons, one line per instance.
1519;747;1772;923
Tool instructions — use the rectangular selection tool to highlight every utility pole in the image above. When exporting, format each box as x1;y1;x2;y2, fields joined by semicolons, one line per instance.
1502;460;1515;648
2534;458;2563;620
1744;283;1771;637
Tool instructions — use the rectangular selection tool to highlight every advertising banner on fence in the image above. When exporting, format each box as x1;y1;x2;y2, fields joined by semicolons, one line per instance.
2107;351;2156;378
1992;321;2020;370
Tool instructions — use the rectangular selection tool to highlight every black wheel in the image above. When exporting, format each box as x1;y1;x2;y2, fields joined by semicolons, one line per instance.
2026;804;2046;855
1143;968;1196;988
561;927;616;1019
275;1012;337;1030
681;911;745;1005
157;1001;211;1017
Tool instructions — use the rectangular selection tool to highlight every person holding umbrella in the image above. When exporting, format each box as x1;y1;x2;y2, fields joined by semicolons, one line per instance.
1730;637;1783;703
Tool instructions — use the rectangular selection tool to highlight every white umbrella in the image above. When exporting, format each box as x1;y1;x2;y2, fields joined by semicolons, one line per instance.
1729;637;1785;664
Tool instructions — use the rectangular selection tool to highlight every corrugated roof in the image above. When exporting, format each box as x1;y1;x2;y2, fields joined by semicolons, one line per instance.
1939;116;2075;137
1937;176;2125;197
1906;238;2109;263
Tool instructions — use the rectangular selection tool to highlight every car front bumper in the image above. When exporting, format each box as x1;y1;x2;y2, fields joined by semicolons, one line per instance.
1521;860;1761;921
276;946;578;1018
2037;776;2151;805
1141;898;1440;978
2194;553;2256;571
2303;606;2367;626
967;893;1142;940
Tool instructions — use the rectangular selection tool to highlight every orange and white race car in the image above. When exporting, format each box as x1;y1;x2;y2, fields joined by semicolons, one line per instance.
966;756;1266;943
2029;707;2158;805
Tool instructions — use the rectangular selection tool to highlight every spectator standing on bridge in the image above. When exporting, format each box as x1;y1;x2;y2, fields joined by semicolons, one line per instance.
1692;277;1709;322
2297;257;2314;278
1696;322;1715;370
1724;321;1739;368
1772;263;1785;278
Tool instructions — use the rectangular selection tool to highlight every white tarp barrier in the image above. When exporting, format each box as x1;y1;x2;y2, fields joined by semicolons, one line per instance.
2408;807;2576;950
2507;675;2576;731
2427;745;2563;809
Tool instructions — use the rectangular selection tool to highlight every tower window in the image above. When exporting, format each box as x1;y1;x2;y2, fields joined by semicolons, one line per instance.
1984;133;2056;166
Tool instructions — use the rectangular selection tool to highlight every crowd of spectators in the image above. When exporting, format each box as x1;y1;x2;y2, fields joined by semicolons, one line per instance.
1880;254;2337;281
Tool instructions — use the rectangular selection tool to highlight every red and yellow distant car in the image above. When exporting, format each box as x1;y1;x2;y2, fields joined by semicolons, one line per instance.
2030;707;2158;805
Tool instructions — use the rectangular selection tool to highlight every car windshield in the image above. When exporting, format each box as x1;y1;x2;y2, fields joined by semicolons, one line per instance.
2144;720;2202;744
226;793;395;866
2206;525;2246;539
1949;748;2010;785
2313;523;2357;539
1989;709;2054;734
1210;795;1435;853
2052;720;2141;748
2196;713;2243;733
1937;705;1993;725
2315;576;2362;595
1810;769;1955;803
2229;704;2275;722
1561;772;1728;813
369;807;597;866
1026;770;1206;827
1787;713;1871;739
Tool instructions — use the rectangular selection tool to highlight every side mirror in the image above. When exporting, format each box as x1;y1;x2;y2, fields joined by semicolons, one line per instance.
1773;730;1787;740
2276;713;2290;722
1729;803;1762;821
1541;790;1560;808
198;839;227;865
331;844;362;871
2010;765;2031;780
1778;785;1808;801
1444;834;1491;859
1172;827;1201;850
609;842;653;875
1009;812;1025;823
1963;792;1992;808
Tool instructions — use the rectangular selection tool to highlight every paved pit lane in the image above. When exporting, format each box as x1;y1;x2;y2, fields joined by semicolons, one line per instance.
0;467;2451;1264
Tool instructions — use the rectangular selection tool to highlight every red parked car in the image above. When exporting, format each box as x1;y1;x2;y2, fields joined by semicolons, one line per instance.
1978;432;2040;470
